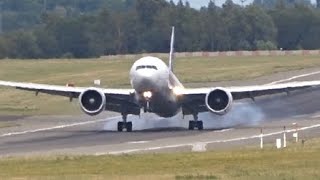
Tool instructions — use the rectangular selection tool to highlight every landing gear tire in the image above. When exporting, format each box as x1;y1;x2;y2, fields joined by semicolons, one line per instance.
117;122;133;132
188;121;195;130
126;122;133;132
117;122;124;132
188;121;203;130
188;113;203;130
197;121;203;130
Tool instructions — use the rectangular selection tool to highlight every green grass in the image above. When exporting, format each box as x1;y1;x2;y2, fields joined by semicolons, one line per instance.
0;138;319;180
1;55;320;115
0;121;20;128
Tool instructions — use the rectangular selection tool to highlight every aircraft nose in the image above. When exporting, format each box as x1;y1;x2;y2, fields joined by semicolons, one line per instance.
138;69;155;78
132;69;157;91
138;69;157;83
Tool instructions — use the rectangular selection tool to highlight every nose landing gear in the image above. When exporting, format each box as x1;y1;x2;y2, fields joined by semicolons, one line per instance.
143;100;152;113
117;114;133;132
188;114;203;130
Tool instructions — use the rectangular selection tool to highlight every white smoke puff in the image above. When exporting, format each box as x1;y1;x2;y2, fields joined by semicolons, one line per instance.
103;117;120;131
199;101;265;129
103;101;265;131
103;113;187;131
133;113;185;130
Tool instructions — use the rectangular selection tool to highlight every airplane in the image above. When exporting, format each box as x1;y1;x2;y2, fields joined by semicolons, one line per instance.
1;27;320;132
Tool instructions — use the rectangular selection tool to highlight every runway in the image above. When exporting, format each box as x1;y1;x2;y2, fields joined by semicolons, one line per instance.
1;68;320;156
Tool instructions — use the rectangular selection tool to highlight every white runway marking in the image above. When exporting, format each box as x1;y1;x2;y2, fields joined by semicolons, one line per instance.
267;71;320;85
100;123;320;155
292;115;309;119
0;116;121;138
312;115;320;119
215;129;233;133
127;141;150;144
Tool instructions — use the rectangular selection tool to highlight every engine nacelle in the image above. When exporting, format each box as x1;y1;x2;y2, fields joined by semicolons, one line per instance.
79;88;106;116
205;88;233;115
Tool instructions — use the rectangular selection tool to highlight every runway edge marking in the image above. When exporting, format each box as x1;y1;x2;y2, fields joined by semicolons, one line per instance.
266;71;320;85
0;116;121;138
98;123;320;155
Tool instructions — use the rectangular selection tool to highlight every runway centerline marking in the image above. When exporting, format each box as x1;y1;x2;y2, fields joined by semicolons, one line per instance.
0;116;121;138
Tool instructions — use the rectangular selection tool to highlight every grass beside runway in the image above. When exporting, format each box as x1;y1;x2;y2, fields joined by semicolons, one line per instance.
0;121;19;128
0;138;319;179
1;55;320;115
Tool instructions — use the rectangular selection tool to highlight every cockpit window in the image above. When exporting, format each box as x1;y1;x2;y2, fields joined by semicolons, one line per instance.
147;65;158;70
136;65;158;70
136;65;146;70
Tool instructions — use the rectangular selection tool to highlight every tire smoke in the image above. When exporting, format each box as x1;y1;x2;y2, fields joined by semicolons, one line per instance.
103;101;265;131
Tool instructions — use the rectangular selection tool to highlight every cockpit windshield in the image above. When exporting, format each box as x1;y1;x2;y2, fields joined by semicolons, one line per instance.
136;65;158;70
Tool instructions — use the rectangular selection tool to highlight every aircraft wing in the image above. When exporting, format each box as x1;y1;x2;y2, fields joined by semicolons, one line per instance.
181;81;320;114
0;81;138;114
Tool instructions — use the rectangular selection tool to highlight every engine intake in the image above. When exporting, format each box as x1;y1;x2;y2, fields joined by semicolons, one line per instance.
79;88;106;116
205;88;233;115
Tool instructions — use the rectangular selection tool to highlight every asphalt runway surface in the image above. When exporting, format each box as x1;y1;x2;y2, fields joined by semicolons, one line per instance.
1;68;320;156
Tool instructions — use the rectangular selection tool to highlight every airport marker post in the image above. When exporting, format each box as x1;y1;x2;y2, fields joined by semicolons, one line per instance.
260;128;264;149
283;126;287;148
276;138;282;149
292;123;298;143
94;79;101;86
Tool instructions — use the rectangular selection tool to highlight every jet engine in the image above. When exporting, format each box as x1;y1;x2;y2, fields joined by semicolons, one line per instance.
205;88;233;115
79;88;106;116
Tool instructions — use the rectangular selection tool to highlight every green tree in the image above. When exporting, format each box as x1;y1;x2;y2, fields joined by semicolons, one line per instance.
270;4;316;49
50;18;91;58
244;5;277;49
34;29;60;58
5;31;41;58
0;37;9;58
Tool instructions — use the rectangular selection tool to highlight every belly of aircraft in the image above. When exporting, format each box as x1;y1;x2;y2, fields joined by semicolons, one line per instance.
149;90;181;118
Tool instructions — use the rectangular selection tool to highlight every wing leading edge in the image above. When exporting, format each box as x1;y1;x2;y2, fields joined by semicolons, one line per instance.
0;80;136;114
1;80;320;115
181;81;320;114
0;80;133;96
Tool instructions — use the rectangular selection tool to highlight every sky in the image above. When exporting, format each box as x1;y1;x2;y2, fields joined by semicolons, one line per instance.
171;0;317;9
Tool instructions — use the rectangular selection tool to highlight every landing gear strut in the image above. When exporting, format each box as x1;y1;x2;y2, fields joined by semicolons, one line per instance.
143;100;151;113
117;114;133;132
188;114;203;130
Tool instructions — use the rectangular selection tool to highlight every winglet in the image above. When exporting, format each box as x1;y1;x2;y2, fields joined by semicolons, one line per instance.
169;26;175;72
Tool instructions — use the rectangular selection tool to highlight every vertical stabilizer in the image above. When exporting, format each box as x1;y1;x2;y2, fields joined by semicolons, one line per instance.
169;26;175;72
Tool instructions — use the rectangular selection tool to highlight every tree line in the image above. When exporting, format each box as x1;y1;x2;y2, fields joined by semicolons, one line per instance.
0;0;320;59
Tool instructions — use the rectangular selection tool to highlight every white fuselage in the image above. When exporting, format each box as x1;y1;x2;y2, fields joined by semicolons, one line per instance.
129;56;183;117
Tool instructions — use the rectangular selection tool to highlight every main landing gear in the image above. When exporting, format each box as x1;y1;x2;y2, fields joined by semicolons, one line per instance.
188;114;203;130
117;114;132;132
